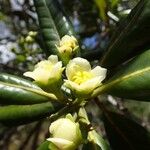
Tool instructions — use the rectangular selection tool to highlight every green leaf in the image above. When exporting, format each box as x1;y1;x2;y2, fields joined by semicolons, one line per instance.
0;73;39;89
103;111;150;150
100;0;150;69
111;0;120;8
0;73;57;104
37;141;58;150
37;141;49;150
0;102;61;126
93;49;150;101
34;0;76;55
94;0;108;22
45;0;74;37
83;130;110;150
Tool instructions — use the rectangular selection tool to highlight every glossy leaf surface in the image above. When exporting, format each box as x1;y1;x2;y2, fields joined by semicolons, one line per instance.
0;73;57;104
0;73;39;89
34;0;75;55
46;0;74;37
103;111;150;150
93;49;150;101
0;102;60;126
100;0;150;69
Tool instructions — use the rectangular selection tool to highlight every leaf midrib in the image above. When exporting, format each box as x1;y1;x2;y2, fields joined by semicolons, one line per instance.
44;0;60;40
93;66;150;96
0;81;57;100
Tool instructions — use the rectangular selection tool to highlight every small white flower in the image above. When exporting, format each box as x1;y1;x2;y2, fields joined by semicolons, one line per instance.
23;55;64;92
64;57;107;97
47;115;82;150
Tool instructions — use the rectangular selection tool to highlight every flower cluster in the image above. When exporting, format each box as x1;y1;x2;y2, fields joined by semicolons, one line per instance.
23;35;107;150
24;35;107;99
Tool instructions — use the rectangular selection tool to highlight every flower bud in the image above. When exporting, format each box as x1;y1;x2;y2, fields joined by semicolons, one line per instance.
47;115;82;150
56;35;79;65
28;31;37;37
25;35;34;43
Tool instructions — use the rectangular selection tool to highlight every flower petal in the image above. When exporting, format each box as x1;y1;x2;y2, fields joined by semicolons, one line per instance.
66;57;91;80
64;80;81;92
91;66;107;78
50;62;64;78
80;76;103;93
47;138;75;150
48;55;58;64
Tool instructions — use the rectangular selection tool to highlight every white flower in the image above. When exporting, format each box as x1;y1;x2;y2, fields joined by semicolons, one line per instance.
23;55;64;92
47;115;82;150
56;35;79;65
64;57;107;97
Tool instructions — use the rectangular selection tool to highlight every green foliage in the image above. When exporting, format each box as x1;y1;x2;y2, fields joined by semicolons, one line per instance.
45;0;74;37
0;102;60;126
101;0;150;69
111;0;120;8
103;111;150;150
94;0;108;22
37;141;50;150
0;73;56;104
82;131;110;150
34;0;76;56
94;49;150;101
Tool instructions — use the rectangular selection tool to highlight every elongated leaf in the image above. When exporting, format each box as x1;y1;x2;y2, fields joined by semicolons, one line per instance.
93;49;150;101
0;73;57;104
0;102;61;126
100;0;150;69
94;0;108;22
45;0;74;37
34;0;76;55
34;0;60;54
0;73;39;89
103;111;150;150
111;0;120;8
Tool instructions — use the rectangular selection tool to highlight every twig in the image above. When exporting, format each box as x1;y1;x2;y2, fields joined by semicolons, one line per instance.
94;97;135;150
31;121;43;150
19;122;41;150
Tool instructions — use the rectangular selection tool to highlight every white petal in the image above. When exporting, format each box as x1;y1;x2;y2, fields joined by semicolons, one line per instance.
91;66;107;77
50;118;65;134
72;57;91;71
80;76;103;93
23;71;35;79
48;55;58;64
24;67;51;85
50;62;63;78
64;80;81;92
34;60;47;68
66;57;91;80
47;138;74;150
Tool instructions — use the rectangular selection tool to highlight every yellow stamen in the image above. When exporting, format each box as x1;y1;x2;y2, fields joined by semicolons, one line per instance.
72;71;93;85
